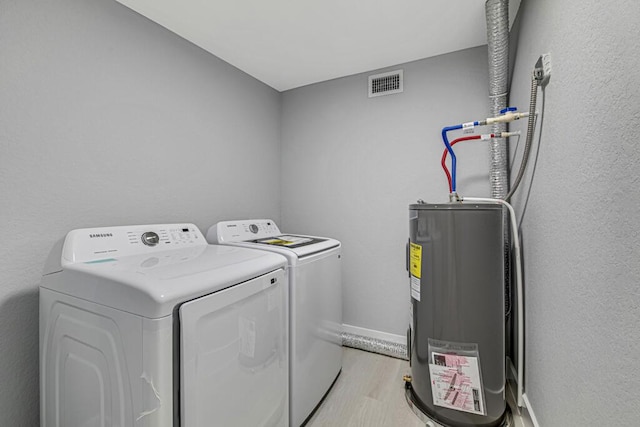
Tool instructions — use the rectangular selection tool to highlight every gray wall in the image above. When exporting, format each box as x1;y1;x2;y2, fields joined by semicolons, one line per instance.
0;1;281;424
281;47;491;336
509;0;640;424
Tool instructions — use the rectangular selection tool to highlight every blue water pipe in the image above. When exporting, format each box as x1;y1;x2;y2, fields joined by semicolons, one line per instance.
441;122;479;192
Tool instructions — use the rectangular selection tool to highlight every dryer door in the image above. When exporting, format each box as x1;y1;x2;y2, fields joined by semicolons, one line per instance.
179;269;288;427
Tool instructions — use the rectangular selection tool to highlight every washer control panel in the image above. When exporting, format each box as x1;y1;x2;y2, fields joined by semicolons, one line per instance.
210;219;281;243
62;224;206;263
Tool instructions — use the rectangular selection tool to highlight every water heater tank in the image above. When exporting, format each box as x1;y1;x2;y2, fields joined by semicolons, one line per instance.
407;202;507;427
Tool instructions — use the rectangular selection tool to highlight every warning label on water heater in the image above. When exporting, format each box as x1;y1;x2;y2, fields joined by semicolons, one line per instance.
409;243;422;278
429;352;485;415
410;276;420;301
409;243;422;301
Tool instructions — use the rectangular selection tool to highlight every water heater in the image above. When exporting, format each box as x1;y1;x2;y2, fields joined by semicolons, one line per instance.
406;202;508;427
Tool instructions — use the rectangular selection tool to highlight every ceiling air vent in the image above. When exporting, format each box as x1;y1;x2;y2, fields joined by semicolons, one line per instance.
368;69;403;98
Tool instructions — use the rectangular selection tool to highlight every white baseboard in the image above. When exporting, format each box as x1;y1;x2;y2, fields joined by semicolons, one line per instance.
342;324;406;346
522;394;540;427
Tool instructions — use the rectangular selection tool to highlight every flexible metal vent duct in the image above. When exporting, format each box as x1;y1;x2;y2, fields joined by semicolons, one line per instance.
486;0;512;314
342;332;408;360
485;0;510;199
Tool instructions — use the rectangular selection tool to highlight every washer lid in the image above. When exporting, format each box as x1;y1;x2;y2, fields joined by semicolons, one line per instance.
41;224;287;318
208;220;340;259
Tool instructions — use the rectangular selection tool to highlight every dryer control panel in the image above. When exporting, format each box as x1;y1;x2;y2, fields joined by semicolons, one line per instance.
210;219;282;243
62;223;206;264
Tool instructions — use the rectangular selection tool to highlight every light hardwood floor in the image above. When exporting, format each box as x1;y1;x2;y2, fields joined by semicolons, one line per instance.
306;347;425;427
306;347;531;427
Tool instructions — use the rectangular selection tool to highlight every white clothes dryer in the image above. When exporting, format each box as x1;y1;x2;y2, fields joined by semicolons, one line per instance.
40;224;289;427
207;219;342;427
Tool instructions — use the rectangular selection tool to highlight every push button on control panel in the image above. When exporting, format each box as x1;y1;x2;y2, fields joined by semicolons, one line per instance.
141;231;160;246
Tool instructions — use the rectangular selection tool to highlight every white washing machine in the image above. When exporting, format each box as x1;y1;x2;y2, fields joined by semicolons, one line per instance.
207;219;342;427
40;223;289;427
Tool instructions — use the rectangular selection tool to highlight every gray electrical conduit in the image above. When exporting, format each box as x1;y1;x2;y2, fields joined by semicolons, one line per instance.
504;73;540;201
463;196;524;409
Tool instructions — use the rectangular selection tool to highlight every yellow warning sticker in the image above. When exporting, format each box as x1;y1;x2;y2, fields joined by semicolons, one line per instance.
410;243;422;279
263;239;294;246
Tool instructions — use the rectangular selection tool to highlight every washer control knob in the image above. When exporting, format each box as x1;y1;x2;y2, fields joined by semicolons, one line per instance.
141;231;160;246
249;224;259;234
